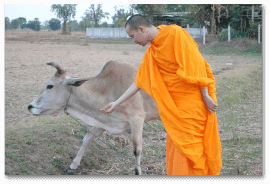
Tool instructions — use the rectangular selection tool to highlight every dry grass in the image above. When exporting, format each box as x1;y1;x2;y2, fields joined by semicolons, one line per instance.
5;29;262;175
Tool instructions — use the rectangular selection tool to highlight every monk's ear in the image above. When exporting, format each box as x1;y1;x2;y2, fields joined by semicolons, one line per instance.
63;78;89;87
138;26;144;33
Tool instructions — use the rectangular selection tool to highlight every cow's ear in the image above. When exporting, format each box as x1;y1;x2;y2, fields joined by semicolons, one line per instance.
63;78;89;87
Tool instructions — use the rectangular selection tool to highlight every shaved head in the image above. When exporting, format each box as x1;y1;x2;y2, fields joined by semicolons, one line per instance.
125;14;160;47
125;14;152;30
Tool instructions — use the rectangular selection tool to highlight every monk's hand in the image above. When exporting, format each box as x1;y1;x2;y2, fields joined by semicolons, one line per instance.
202;94;218;113
100;102;119;114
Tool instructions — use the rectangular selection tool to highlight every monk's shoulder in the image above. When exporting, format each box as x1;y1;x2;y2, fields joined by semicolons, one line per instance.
168;24;182;31
166;25;183;38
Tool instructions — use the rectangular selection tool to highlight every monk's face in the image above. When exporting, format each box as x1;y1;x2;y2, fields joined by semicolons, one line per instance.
126;25;148;47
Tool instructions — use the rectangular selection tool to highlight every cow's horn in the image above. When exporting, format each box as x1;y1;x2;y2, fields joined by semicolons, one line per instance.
46;62;64;75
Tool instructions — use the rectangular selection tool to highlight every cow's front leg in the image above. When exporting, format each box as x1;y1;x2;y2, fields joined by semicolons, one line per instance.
68;127;104;174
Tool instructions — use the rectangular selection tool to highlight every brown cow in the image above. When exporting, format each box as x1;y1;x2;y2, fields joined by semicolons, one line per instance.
28;61;160;175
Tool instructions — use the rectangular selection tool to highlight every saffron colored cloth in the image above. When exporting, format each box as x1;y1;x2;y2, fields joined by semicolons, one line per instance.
135;25;222;175
166;134;195;175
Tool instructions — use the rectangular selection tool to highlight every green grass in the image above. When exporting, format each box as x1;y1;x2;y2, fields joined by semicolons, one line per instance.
5;114;89;175
200;45;262;57
215;65;262;175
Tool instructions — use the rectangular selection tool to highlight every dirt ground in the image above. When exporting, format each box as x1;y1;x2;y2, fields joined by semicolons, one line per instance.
5;29;262;175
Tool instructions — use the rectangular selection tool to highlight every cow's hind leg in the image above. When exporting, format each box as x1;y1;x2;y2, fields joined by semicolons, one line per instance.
130;119;144;175
68;127;104;174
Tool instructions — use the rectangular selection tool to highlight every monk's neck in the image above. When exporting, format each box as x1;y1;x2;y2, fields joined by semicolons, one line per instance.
148;26;160;42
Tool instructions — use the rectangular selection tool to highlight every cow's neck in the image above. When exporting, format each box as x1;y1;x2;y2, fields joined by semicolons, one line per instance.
65;77;109;122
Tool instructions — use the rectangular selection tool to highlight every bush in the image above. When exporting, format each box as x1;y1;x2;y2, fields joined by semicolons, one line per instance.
49;18;61;31
219;28;248;41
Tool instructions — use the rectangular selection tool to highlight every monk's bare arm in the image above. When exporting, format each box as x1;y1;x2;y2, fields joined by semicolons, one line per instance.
200;87;209;97
200;87;218;113
115;82;141;105
100;82;140;114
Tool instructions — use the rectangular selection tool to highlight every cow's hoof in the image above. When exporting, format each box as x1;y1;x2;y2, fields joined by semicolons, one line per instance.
66;168;77;175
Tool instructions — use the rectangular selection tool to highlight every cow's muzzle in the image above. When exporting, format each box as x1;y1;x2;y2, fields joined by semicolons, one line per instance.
28;103;42;115
28;104;33;111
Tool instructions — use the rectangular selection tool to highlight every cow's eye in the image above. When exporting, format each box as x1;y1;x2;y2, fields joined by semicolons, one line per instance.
47;85;53;89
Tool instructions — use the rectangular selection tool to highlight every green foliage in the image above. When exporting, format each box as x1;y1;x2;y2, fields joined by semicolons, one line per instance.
52;158;63;169
17;17;27;25
78;19;94;31
41;20;50;30
130;4;165;23
10;19;21;29
112;7;131;28
246;20;262;39
131;4;165;16
51;4;77;22
21;24;28;29
5;17;10;29
51;4;77;33
27;18;41;31
219;20;262;41
67;20;79;31
163;4;190;13
100;21;108;28
83;4;110;27
219;28;248;41
226;4;242;30
49;18;61;31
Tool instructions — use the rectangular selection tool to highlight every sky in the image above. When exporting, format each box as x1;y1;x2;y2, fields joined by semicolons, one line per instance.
4;4;131;25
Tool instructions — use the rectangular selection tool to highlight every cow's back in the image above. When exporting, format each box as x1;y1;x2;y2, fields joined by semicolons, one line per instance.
96;61;160;122
96;61;138;97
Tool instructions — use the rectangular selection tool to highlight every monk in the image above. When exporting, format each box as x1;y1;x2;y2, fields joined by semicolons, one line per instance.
100;14;222;175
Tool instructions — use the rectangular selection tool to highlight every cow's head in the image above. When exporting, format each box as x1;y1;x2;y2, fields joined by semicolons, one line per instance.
28;62;88;116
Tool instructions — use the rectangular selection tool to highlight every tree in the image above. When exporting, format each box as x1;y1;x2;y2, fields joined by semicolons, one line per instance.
17;17;26;24
188;4;229;34
21;23;28;29
130;4;165;23
27;18;41;31
83;4;110;27
10;19;21;29
68;20;81;31
34;18;41;31
112;7;131;28
51;4;77;34
5;17;10;29
101;21;108;28
42;20;50;30
16;17;27;29
68;20;78;31
163;4;191;13
78;19;94;31
49;18;61;31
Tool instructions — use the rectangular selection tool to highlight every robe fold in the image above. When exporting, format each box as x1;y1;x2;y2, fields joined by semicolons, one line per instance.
135;25;222;175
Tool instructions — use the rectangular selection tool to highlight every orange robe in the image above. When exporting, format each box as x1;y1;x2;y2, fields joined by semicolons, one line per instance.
135;25;222;175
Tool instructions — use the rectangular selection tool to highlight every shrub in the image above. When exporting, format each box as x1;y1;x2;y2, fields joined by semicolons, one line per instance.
219;28;248;41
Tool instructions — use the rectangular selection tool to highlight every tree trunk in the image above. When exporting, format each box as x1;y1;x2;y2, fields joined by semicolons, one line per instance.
62;19;67;34
210;5;216;35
